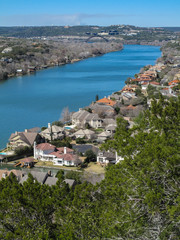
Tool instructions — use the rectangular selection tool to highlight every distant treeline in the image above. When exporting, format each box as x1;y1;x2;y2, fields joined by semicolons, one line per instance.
162;27;180;32
0;25;175;38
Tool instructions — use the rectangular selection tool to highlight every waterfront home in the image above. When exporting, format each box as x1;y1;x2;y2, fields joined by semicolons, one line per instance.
34;143;56;161
96;97;116;106
90;103;116;118
121;86;136;94
34;143;80;166
40;123;64;141
72;109;103;128
73;129;96;140
28;66;36;73
7;130;43;150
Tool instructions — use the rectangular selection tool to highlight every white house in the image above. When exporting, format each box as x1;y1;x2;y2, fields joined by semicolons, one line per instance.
34;143;80;166
97;151;124;165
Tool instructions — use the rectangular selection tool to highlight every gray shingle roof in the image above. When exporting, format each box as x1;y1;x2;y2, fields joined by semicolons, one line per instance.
45;176;58;186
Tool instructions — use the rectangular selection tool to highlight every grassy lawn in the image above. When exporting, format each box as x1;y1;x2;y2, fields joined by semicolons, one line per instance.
84;162;105;174
35;161;79;170
94;128;104;133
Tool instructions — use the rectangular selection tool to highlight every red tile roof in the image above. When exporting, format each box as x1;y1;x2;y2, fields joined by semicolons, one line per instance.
150;81;160;85
57;147;74;154
97;98;116;106
50;152;77;161
168;80;180;86
127;105;136;110
20;158;34;163
36;143;56;151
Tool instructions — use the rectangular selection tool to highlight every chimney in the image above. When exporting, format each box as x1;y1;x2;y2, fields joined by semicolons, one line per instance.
48;123;51;128
25;129;28;133
64;147;67;154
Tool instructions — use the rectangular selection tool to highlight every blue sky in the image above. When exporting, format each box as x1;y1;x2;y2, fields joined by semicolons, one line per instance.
0;0;179;27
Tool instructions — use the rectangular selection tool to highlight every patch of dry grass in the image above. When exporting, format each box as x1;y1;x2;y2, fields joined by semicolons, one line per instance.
84;162;105;174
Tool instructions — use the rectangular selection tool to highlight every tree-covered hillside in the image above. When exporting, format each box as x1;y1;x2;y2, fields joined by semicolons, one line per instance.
0;96;179;239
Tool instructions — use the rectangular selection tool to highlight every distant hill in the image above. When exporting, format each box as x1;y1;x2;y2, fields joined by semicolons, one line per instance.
0;25;173;38
162;27;180;32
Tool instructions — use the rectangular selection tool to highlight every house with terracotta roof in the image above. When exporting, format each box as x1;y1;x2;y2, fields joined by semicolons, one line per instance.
96;97;116;106
121;86;136;94
149;81;161;87
34;143;80;166
90;103;115;118
168;80;180;86
52;152;80;166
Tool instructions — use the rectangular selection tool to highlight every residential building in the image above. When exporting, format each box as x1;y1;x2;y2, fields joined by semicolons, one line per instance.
73;129;96;140
97;131;111;142
40;123;64;140
34;143;80;166
72;109;103;128
7;130;43;150
96;97;116;106
97;151;124;165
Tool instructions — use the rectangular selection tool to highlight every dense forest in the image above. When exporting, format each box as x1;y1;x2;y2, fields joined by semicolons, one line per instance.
0;96;179;239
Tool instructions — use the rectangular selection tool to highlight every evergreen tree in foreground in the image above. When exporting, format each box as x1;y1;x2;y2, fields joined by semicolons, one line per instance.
0;96;179;239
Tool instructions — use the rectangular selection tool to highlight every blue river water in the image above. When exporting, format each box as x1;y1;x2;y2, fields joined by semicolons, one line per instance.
0;45;161;149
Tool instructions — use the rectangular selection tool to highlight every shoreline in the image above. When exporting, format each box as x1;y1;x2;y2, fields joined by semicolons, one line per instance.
0;39;123;82
0;45;161;153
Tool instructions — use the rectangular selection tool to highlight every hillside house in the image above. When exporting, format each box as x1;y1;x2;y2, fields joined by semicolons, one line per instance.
97;131;111;142
34;143;80;166
96;97;116;106
97;151;124;165
73;129;96;140
72;110;103;128
7;130;43;150
90;103;116;118
40;123;64;140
